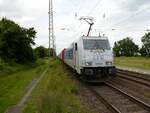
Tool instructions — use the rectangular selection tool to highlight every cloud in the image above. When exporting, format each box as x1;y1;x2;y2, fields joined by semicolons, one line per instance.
0;0;22;18
0;0;2;4
0;0;150;53
120;0;150;12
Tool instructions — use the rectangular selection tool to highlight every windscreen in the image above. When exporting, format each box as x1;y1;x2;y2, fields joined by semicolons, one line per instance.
83;39;111;50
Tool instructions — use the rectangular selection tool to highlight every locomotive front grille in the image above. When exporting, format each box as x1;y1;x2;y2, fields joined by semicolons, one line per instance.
84;69;94;75
82;66;116;76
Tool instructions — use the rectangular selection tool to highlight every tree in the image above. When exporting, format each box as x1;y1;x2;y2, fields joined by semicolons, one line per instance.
141;32;150;56
113;37;139;57
139;46;147;56
0;18;36;63
113;42;120;56
34;46;48;58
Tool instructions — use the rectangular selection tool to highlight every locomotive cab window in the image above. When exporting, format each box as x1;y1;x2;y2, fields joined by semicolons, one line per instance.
83;39;111;50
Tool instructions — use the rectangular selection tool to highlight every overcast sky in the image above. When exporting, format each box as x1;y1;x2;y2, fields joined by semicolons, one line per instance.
0;0;150;53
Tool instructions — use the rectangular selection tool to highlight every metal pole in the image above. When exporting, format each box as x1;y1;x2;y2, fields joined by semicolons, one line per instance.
48;0;51;66
51;0;55;57
49;0;56;65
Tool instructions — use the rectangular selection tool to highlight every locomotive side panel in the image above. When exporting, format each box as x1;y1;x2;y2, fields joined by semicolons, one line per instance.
64;44;75;69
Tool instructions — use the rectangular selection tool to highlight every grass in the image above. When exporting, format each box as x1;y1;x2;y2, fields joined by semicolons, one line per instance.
23;59;90;113
114;57;150;70
0;59;46;77
0;59;48;113
0;61;26;77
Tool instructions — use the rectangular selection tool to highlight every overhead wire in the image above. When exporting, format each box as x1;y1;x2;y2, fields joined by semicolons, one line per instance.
104;5;150;32
69;0;103;38
87;0;103;16
65;0;86;30
36;0;99;50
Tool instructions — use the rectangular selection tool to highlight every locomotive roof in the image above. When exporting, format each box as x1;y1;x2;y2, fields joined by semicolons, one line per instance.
81;36;108;40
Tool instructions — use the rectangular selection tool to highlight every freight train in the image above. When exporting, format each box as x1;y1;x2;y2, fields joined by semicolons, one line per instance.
58;17;116;82
58;35;116;82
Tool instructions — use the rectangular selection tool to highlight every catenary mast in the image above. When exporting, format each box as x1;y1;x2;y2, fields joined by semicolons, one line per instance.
49;0;56;58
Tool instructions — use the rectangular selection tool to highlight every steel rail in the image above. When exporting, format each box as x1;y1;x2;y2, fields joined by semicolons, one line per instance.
117;69;150;81
88;86;122;113
106;82;150;111
116;73;150;87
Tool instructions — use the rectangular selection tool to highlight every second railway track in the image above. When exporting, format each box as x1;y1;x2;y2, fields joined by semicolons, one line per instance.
116;69;150;87
87;82;150;113
74;68;150;113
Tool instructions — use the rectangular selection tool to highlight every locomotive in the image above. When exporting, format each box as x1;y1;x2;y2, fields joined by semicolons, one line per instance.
58;17;116;82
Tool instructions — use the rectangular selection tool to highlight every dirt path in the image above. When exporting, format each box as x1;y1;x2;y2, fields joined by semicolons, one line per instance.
5;68;48;113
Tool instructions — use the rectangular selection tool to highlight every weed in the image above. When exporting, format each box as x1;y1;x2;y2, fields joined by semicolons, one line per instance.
23;59;91;113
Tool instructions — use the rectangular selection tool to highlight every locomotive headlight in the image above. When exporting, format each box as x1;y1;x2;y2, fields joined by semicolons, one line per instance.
85;62;92;66
106;61;112;66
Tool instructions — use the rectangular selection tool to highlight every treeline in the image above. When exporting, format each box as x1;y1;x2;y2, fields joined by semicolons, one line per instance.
113;33;150;57
0;18;51;64
34;46;54;58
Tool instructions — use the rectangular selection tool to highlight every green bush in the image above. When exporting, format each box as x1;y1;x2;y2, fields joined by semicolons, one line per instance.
0;59;47;77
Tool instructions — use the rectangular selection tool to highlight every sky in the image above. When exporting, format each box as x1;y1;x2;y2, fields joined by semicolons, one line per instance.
0;0;150;53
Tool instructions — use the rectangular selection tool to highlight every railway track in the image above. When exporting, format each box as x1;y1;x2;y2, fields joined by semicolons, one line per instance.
116;69;150;87
88;83;150;113
74;69;150;113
